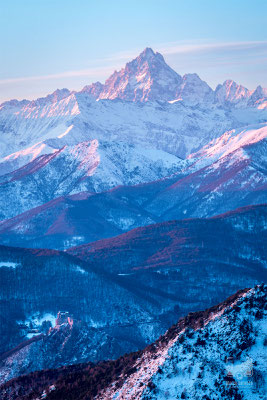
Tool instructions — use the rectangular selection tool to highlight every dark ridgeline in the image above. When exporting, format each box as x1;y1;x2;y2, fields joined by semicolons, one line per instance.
1;285;265;400
0;204;266;383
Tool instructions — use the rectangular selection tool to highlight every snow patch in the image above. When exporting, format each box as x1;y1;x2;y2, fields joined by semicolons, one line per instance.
0;262;19;269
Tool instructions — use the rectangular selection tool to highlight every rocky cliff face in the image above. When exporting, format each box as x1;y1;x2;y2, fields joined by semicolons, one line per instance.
215;80;252;107
85;48;183;102
81;48;266;108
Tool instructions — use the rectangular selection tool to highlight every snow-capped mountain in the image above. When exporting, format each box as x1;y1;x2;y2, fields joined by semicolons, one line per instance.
0;45;266;400
189;123;267;166
0;88;72;109
1;285;266;399
83;47;183;102
215;80;252;107
0;139;184;220
1;48;267;164
0;123;266;249
0;92;80;160
0;89;244;164
82;48;266;108
215;80;267;109
248;85;267;109
149;123;267;221
0;47;266;249
174;73;214;106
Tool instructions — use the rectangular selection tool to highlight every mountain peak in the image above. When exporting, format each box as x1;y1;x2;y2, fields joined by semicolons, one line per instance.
248;85;267;107
122;47;170;74
139;47;156;58
215;79;251;105
183;72;201;80
87;47;183;102
28;88;72;107
174;73;214;105
223;79;236;86
81;81;104;97
80;48;218;104
136;47;164;63
253;85;266;96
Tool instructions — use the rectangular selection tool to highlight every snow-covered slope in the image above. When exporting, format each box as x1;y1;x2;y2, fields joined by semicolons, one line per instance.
0;90;247;163
189;123;267;166
98;285;266;400
1;285;266;400
0;142;58;176
1;48;267;165
0;93;80;160
0;47;266;248
0;123;265;249
0;139;184;220
145;123;267;220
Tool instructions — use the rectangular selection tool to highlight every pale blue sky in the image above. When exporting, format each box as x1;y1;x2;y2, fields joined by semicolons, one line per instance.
0;0;266;102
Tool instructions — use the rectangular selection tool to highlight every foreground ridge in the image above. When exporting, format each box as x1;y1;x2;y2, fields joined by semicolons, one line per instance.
1;284;266;399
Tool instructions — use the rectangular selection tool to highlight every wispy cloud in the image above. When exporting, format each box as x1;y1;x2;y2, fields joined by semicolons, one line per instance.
156;40;267;56
97;40;267;63
0;40;266;88
0;66;117;85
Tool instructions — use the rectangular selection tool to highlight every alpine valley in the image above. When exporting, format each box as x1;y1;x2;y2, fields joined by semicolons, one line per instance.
0;48;266;399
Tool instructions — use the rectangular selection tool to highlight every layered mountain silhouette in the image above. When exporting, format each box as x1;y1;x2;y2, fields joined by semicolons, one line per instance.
0;48;266;395
0;204;266;384
0;123;266;249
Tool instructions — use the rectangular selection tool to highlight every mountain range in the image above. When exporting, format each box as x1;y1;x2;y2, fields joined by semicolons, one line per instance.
0;123;266;249
0;204;266;384
0;47;266;396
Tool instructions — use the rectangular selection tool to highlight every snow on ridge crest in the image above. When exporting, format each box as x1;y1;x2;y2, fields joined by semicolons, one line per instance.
1;48;267;108
190;123;267;163
98;286;266;400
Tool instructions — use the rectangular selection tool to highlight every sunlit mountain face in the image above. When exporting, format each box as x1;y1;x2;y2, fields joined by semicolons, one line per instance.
0;47;266;398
